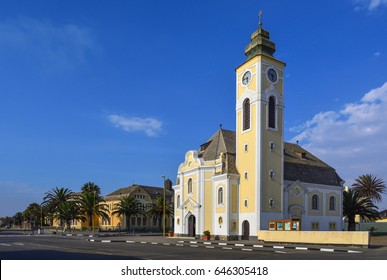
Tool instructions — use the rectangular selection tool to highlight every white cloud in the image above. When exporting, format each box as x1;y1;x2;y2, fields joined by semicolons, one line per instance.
290;82;387;208
374;51;381;57
353;0;387;11
0;17;98;71
107;114;163;137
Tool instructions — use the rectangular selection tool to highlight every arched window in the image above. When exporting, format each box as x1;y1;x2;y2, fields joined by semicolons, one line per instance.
218;187;224;204
311;194;319;210
268;96;276;129
329;196;336;211
176;195;181;208
187;178;193;194
243;98;250;131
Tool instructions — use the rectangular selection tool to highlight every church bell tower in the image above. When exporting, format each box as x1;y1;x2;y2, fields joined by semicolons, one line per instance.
235;13;286;236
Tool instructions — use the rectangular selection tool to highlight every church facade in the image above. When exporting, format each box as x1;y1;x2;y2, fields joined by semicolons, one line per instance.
172;19;343;240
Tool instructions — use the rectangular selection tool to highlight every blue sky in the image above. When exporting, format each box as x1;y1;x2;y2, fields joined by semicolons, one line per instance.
1;0;387;216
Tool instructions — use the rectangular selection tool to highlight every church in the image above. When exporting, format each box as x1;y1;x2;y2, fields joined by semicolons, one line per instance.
172;16;344;240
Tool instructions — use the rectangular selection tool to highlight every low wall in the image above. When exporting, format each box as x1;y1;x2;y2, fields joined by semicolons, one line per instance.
359;222;387;233
257;230;370;247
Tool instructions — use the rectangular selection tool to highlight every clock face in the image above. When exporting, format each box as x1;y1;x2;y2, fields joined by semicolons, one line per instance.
242;71;251;86
267;68;278;83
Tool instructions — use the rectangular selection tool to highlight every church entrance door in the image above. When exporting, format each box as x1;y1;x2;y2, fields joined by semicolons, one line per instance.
188;215;196;237
242;220;250;240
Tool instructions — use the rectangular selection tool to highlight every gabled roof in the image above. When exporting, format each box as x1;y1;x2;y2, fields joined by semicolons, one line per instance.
197;128;238;174
283;143;343;186
104;184;173;201
198;128;236;160
379;209;387;218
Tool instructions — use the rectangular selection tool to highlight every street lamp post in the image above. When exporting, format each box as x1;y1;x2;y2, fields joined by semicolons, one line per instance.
40;203;43;234
162;175;166;237
92;191;96;234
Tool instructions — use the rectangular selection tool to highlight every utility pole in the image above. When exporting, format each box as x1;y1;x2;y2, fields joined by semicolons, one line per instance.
162;175;166;237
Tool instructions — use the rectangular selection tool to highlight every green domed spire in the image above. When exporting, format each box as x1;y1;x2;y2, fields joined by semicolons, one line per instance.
244;10;276;59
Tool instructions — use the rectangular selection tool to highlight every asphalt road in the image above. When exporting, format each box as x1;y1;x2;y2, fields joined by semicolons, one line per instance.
1;232;386;260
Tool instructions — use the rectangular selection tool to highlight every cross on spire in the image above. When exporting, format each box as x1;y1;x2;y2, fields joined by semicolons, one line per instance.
258;10;263;28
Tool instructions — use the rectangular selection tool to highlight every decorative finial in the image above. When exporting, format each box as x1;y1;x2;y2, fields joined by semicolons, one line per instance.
258;10;263;28
219;124;223;130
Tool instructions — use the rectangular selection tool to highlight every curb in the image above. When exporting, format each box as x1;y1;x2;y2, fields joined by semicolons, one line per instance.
85;238;363;254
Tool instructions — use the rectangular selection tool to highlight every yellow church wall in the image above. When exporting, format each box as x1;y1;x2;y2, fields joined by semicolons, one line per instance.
237;102;257;214
204;171;214;180
289;192;303;206
261;63;284;95
204;160;217;167
185;203;194;213
179;152;200;172
261;106;283;213
236;57;259;100
183;173;197;198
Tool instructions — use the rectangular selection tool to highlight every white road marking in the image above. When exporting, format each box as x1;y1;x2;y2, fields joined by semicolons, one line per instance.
320;248;334;252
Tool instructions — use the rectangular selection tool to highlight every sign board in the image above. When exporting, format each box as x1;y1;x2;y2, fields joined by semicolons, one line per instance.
268;219;301;231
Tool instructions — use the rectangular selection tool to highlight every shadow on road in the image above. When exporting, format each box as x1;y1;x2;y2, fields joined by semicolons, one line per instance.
0;250;142;260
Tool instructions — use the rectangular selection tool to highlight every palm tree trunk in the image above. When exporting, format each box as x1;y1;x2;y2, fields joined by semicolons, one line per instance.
348;216;356;231
158;217;162;232
126;216;130;232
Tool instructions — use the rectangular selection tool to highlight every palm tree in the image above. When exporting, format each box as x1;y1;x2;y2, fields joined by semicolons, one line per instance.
112;195;143;232
81;182;101;196
57;201;85;232
77;192;110;230
24;203;42;228
13;212;24;229
146;197;173;231
42;187;75;226
352;174;386;203
343;188;380;231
